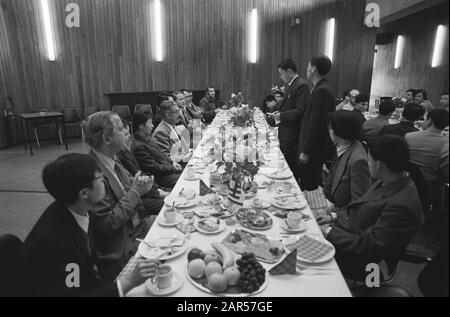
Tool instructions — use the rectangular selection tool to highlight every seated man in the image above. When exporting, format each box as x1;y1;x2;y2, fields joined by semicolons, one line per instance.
438;91;449;112
153;100;192;164
336;89;359;111
21;153;160;296
405;109;449;217
182;89;204;120
361;100;396;142
132;112;182;188
199;87;220;124
84;111;164;279
116;123;170;197
320;135;424;279
380;103;424;137
352;94;369;127
319;110;371;220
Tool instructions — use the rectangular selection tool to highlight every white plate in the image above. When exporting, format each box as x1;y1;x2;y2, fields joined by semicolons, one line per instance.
283;235;335;264
194;205;217;217
157;213;184;227
280;219;308;233
270;196;307;210
185;267;268;297
138;233;187;261
145;272;183;296
252;199;271;209
194;218;226;234
263;169;292;180
164;195;198;208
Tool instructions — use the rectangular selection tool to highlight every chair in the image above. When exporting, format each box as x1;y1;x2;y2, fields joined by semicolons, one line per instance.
112;105;131;124
62;107;82;140
0;234;23;297
134;104;153;118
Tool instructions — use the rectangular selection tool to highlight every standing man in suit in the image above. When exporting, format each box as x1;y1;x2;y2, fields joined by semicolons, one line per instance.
21;153;160;296
153;100;192;164
297;54;335;191
320;136;424;279
84;111;163;279
272;59;310;175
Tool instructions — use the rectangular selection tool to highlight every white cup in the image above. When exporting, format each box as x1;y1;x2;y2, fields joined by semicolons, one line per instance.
286;212;302;229
152;265;173;289
164;210;177;223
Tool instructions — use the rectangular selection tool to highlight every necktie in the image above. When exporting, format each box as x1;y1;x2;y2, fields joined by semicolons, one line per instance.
114;159;132;191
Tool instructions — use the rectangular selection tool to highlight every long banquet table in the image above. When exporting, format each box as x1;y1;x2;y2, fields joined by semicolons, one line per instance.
125;109;352;297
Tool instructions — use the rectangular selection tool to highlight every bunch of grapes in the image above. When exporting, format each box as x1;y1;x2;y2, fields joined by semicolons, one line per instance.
236;253;266;293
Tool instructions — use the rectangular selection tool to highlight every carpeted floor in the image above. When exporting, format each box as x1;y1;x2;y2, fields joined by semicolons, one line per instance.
0;139;446;297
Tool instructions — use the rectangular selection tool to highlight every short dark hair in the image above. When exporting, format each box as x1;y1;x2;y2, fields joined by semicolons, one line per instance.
406;89;416;95
263;95;276;104
42;153;99;204
403;103;424;121
278;59;297;73
379;100;396;116
429;109;450;130
158;92;173;104
329;110;362;141
415;89;428;100
355;94;369;104
159;100;176;118
310;54;332;76
368;135;409;173
441;91;449;96
132;112;150;133
342;89;351;100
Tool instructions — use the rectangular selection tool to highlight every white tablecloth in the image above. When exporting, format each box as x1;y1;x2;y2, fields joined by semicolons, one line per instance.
125;110;352;297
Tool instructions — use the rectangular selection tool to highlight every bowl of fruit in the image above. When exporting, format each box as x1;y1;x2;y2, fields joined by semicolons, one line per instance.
186;244;267;296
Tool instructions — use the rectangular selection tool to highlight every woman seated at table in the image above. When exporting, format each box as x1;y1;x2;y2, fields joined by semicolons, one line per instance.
260;95;278;126
131;112;182;189
318;110;371;224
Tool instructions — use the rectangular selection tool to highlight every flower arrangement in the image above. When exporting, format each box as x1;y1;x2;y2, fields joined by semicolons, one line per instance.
218;161;263;193
271;85;285;94
229;105;254;128
228;92;245;108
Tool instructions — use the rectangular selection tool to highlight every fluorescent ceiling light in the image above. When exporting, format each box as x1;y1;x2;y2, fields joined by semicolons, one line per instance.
432;25;446;68
326;18;335;62
249;8;258;64
40;0;56;61
394;35;405;69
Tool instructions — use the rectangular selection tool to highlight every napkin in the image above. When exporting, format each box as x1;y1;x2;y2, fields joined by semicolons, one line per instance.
269;249;297;275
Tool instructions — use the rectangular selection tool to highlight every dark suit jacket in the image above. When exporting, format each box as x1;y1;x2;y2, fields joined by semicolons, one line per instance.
199;96;217;124
298;77;335;162
380;121;418;138
153;120;190;159
132;132;178;177
327;175;424;277
21;201;119;297
324;141;371;208
278;76;310;147
89;150;150;279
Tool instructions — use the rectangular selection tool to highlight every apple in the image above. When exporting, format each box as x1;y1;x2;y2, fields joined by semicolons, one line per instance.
187;248;205;262
204;251;222;265
223;267;241;286
205;262;223;279
208;273;228;292
187;259;206;278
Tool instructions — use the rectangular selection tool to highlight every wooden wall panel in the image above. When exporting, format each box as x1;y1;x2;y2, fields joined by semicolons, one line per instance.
371;1;449;104
0;0;377;148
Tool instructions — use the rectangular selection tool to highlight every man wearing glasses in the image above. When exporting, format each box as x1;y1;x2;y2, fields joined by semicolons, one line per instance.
21;153;160;296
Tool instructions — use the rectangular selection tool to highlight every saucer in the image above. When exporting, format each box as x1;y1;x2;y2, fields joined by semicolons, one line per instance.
184;174;200;181
280;219;308;233
252;199;271;209
158;214;184;227
145;272;183;296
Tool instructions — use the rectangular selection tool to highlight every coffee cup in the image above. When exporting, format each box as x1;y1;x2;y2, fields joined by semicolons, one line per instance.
286;212;302;229
152;264;173;289
164;209;177;223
